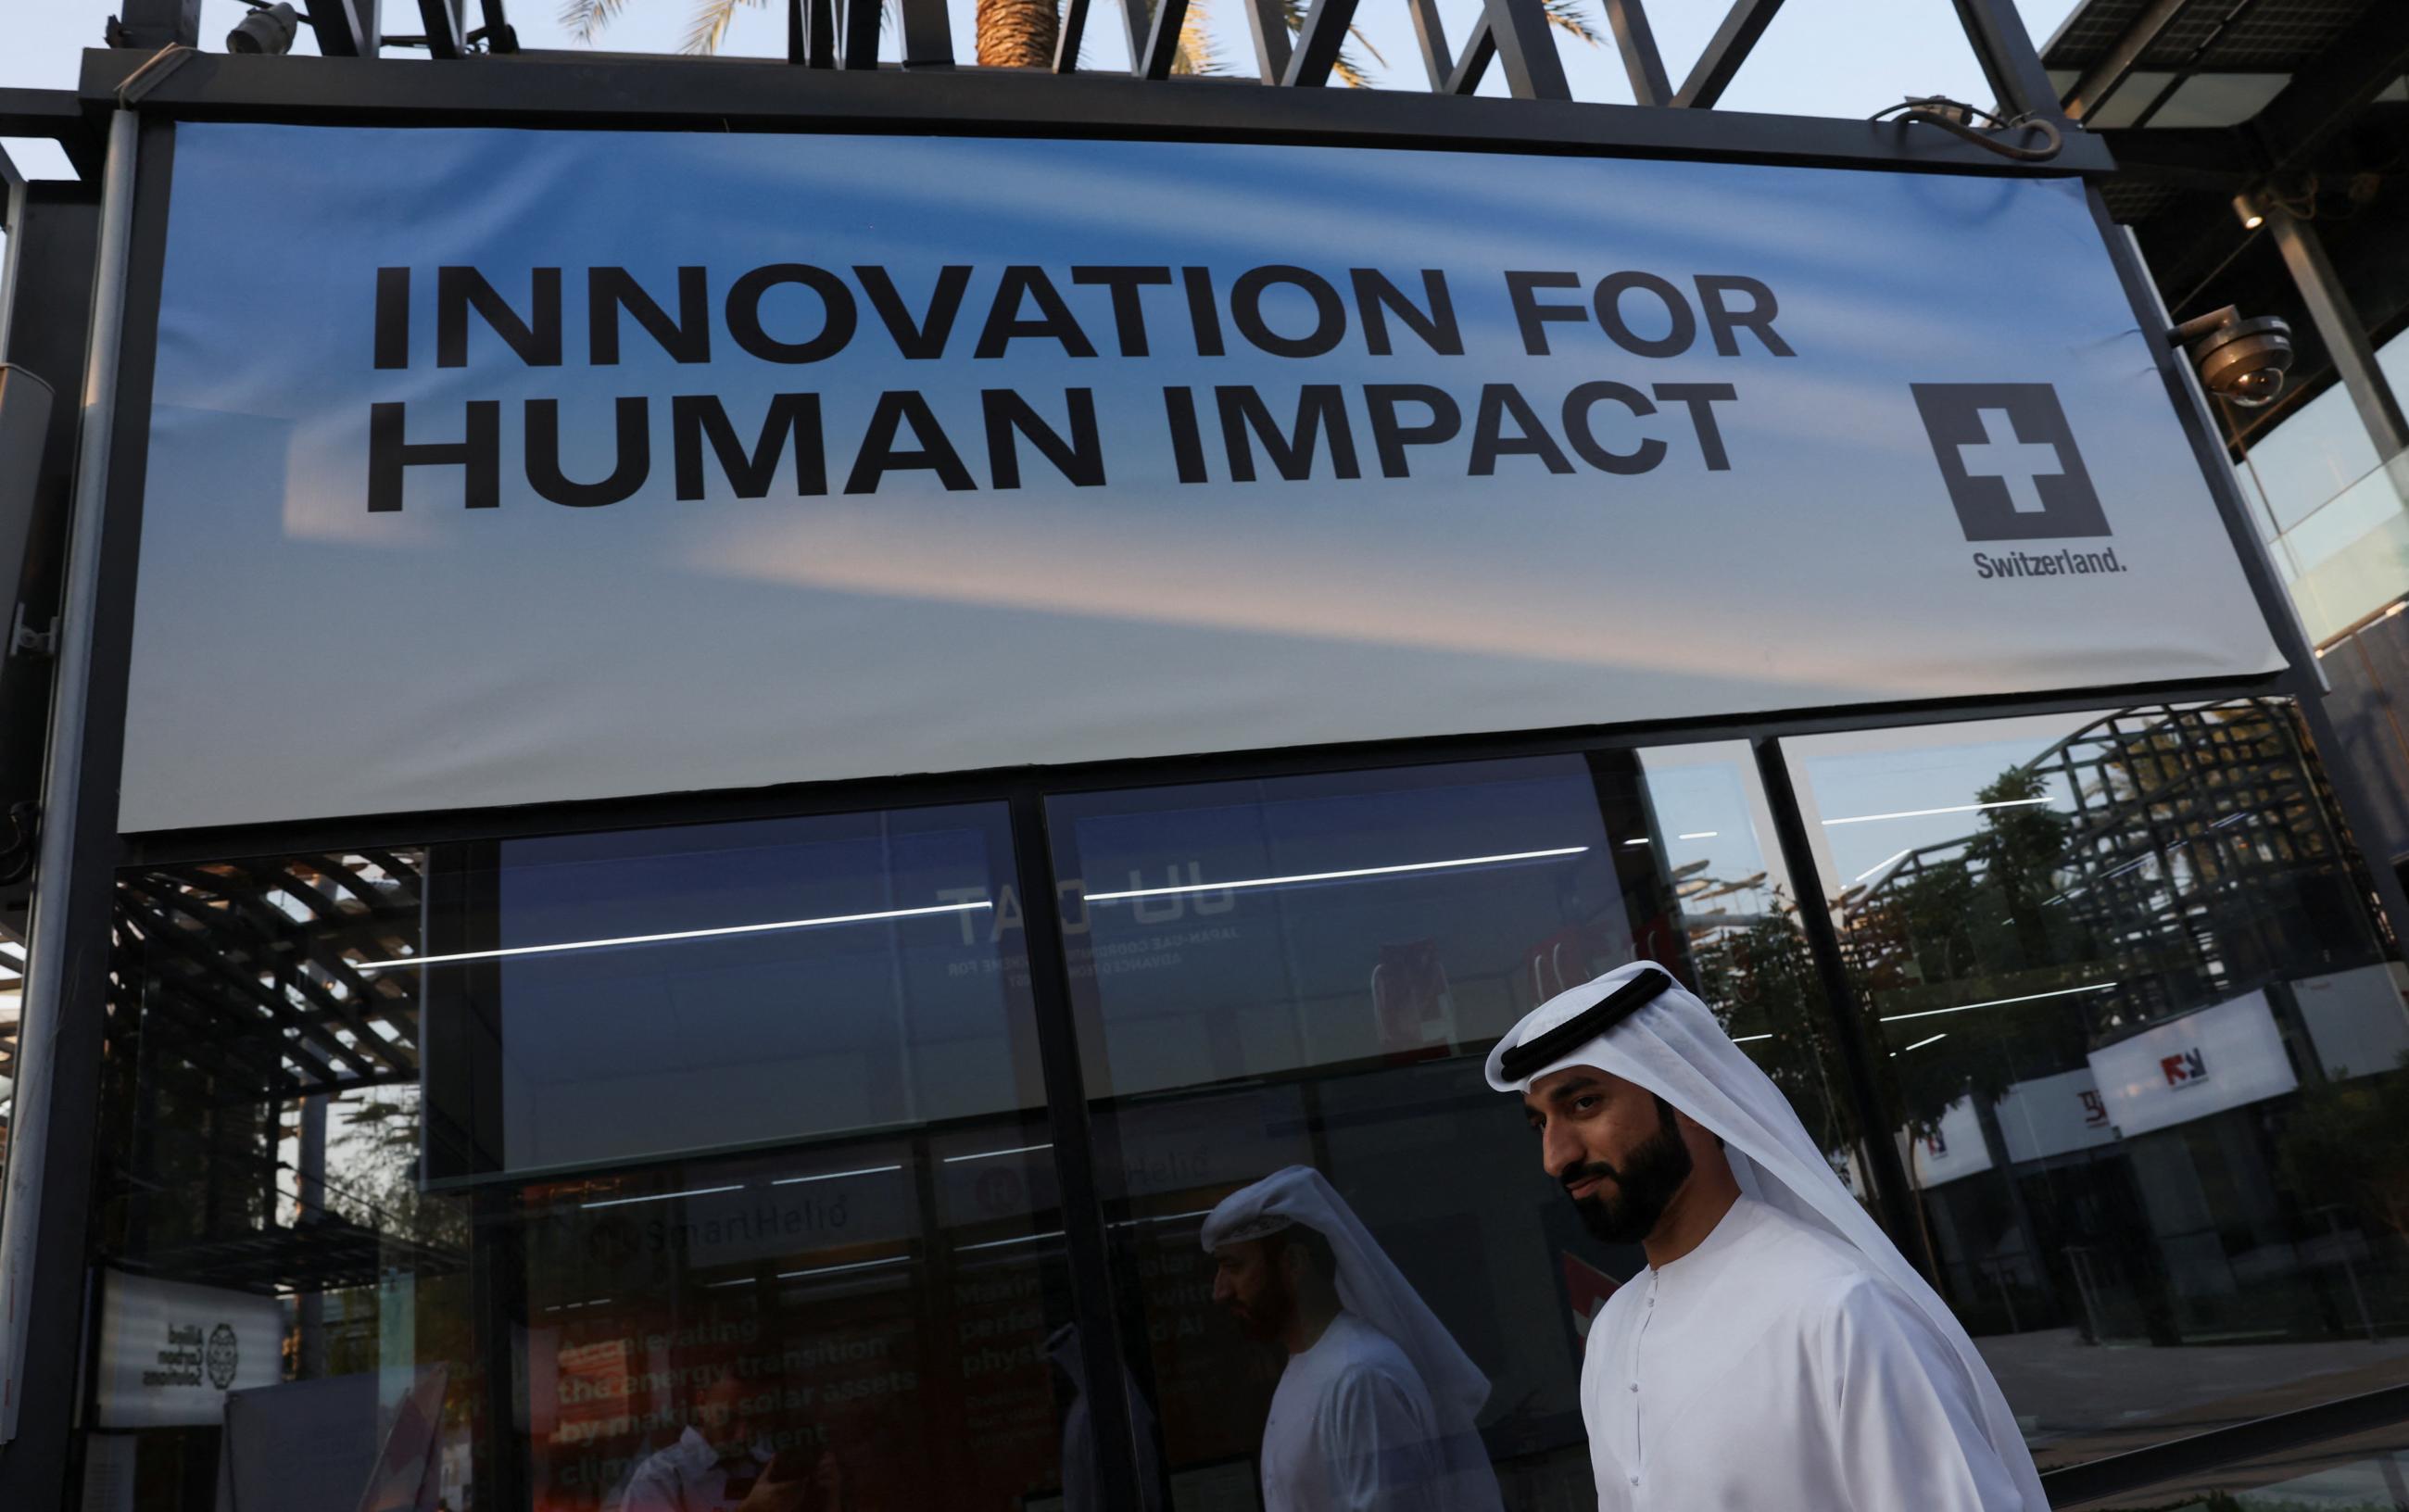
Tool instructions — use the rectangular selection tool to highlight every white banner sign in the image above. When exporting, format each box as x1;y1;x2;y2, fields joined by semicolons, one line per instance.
2087;990;2299;1138
1995;1065;2120;1164
1898;1096;1994;1188
2294;964;2409;1081
95;1270;285;1429
121;126;2283;830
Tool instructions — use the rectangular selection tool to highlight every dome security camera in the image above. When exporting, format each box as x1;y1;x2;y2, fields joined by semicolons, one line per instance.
2169;306;2294;408
228;2;301;54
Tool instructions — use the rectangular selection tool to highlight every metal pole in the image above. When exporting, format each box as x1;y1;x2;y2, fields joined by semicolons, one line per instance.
1004;790;1148;1510
1750;737;1931;1273
1948;0;2064;123
2264;205;2409;463
0;107;136;1445
0;151;26;363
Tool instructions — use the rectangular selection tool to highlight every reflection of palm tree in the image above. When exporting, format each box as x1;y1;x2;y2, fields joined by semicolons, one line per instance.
562;0;1601;81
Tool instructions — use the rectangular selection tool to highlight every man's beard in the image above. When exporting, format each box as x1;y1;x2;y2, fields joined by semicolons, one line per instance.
1566;1100;1695;1246
1226;1286;1293;1344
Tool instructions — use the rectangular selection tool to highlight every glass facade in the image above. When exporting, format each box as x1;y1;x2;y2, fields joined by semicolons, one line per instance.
1789;700;2409;1476
70;700;2409;1510
92;807;1078;1511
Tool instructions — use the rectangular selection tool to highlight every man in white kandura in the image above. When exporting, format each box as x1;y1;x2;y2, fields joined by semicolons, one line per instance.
1487;961;2048;1511
1203;1167;1506;1512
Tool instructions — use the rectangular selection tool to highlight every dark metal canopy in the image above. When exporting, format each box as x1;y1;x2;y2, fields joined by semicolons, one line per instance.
2041;0;2409;446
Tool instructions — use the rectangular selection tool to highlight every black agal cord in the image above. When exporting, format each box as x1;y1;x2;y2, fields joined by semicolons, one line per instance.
1497;966;1674;1083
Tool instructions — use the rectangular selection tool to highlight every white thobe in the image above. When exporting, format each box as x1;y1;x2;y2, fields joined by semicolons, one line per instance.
615;1429;771;1512
1259;1312;1446;1512
1582;1196;2026;1511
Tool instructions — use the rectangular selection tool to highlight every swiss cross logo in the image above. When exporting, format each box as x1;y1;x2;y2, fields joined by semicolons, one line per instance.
1911;384;2111;542
2161;1048;2209;1089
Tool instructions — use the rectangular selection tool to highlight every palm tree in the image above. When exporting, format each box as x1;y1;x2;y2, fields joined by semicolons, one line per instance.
561;0;1601;83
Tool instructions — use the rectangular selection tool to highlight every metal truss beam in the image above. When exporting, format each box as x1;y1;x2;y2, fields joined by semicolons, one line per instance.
1053;0;1090;71
1444;13;1495;94
1404;0;1451;90
1489;0;1570;100
1949;0;2063;122
2093;125;2252;187
0;91;103;182
1602;0;1671;107
417;0;468;59
1243;0;1295;84
842;0;882;69
307;0;380;58
77;47;2119;174
1284;0;1365;87
899;0;954;68
1671;0;1782;108
808;0;838;67
1138;0;1191;80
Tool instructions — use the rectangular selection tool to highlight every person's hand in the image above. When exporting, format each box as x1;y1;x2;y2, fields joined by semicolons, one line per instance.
811;1448;846;1508
732;1459;810;1512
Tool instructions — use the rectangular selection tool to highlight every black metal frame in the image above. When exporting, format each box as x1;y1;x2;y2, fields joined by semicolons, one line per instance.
11;0;2408;1506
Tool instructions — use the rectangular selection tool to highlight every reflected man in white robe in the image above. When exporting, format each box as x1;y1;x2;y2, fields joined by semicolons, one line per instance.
1204;1167;1506;1512
1489;961;2050;1511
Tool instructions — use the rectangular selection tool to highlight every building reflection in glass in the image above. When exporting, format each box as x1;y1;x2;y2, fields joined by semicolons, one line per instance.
1797;699;2409;1469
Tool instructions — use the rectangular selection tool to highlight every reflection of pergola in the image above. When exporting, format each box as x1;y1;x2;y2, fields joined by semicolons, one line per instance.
116;852;424;1100
1841;699;2377;1039
0;939;23;1166
107;852;460;1293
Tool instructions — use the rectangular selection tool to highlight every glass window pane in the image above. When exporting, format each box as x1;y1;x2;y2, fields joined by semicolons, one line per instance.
1785;699;2409;1474
1045;746;1845;1506
87;806;1088;1512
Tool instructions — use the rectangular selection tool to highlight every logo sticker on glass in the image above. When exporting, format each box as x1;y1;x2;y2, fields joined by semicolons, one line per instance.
1912;383;2111;542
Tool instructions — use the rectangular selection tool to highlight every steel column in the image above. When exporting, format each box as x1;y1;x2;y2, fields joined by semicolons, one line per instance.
0;105;136;1453
1005;790;1149;1510
1749;737;1931;1272
2264;205;2409;463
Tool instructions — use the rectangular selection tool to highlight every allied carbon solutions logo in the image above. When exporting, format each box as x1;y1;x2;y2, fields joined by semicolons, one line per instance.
207;1323;240;1390
1912;383;2128;581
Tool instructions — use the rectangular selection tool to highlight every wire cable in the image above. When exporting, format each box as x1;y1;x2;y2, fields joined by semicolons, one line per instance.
1870;96;2064;163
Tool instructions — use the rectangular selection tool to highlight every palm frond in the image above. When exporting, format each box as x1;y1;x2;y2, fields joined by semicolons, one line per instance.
682;0;758;53
557;0;631;44
1171;0;1221;76
1542;0;1604;49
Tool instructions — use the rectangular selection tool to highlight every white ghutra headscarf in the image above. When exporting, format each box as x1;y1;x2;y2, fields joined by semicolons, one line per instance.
1484;959;2049;1512
1202;1166;1507;1512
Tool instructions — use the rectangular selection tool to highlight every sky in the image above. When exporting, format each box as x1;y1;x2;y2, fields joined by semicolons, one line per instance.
4;0;2082;179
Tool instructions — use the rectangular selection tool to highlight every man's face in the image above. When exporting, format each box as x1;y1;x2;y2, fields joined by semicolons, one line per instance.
1524;1066;1695;1246
1210;1237;1293;1342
